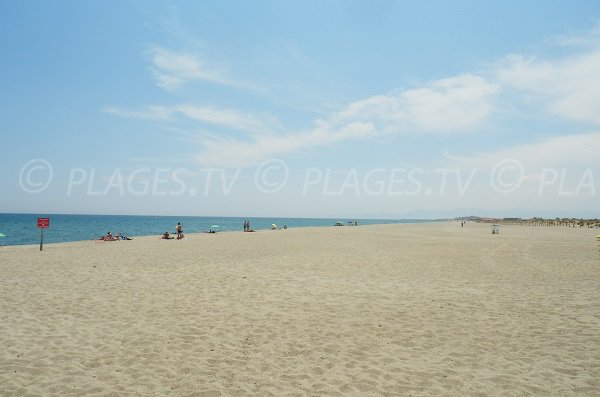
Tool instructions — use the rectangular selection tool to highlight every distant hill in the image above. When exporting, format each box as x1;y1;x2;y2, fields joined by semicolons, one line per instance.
454;216;484;221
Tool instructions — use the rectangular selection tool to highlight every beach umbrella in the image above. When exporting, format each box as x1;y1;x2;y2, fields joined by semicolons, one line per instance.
271;224;277;229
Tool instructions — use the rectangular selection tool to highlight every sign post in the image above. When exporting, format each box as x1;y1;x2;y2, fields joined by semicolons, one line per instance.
37;218;50;251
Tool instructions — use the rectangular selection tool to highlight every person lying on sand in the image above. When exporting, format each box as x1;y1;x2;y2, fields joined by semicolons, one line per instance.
99;232;118;241
118;232;132;241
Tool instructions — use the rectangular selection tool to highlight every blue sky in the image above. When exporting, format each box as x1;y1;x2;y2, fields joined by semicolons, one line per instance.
1;1;600;218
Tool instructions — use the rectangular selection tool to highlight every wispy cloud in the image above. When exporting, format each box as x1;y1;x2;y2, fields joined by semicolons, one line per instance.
103;105;172;120
193;74;500;167
148;47;243;91
445;131;600;202
174;105;282;136
547;21;600;48
447;131;600;170
103;73;505;167
109;25;600;168
331;74;500;135
196;122;377;168
496;46;600;125
105;104;281;136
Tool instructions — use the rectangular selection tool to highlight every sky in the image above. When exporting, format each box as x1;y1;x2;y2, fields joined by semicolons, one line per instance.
1;0;600;219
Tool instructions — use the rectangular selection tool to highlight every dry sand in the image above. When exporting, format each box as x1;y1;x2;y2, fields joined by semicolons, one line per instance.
1;222;599;396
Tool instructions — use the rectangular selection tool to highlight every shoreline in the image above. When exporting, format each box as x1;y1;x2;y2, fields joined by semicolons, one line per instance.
0;221;445;250
3;218;599;250
0;218;442;248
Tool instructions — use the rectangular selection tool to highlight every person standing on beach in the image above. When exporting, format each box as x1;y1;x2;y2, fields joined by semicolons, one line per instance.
176;222;183;239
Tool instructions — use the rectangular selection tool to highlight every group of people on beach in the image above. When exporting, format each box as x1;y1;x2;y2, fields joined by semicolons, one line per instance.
98;231;131;241
99;220;295;241
162;222;184;240
99;222;185;241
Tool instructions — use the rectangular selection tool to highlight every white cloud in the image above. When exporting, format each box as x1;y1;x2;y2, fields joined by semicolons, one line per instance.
103;105;173;120
113;26;600;169
192;74;499;167
131;45;503;167
196;122;376;168
447;131;600;170
497;48;600;124
174;105;280;136
148;47;238;90
548;22;600;48
332;74;499;134
443;132;600;210
107;72;501;168
105;103;281;137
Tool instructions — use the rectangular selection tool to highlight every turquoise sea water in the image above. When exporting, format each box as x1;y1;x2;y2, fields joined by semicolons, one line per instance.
0;213;433;246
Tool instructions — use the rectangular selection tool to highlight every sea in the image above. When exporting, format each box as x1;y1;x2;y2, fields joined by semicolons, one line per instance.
0;213;433;247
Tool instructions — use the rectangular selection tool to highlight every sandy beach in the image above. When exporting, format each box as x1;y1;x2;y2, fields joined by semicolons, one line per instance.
1;222;599;396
